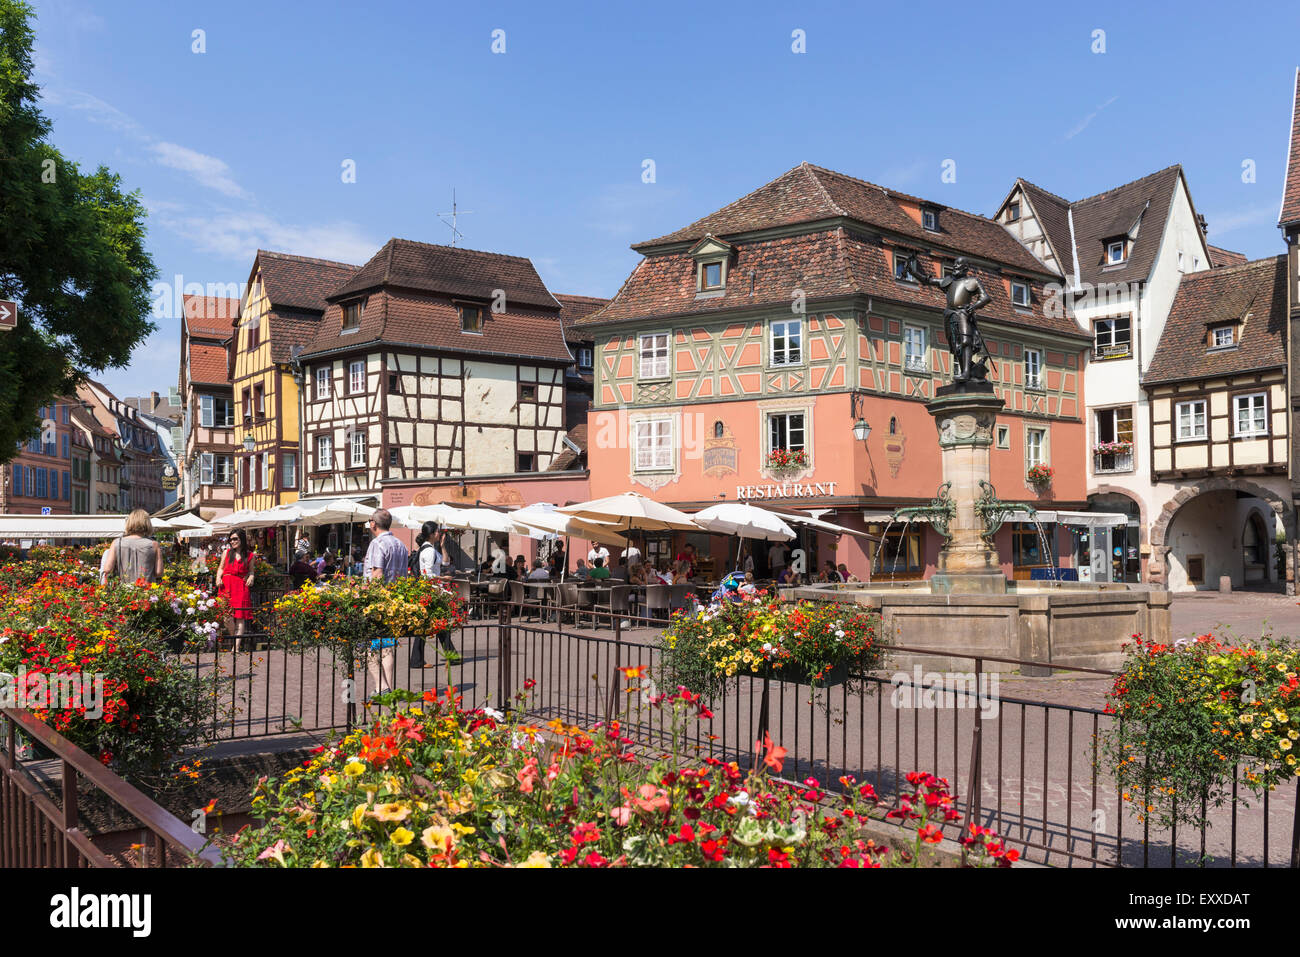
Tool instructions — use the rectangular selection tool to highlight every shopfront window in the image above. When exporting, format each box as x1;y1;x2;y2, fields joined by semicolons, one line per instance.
869;524;922;577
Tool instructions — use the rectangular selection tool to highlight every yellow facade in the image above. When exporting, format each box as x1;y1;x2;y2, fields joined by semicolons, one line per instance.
232;269;302;510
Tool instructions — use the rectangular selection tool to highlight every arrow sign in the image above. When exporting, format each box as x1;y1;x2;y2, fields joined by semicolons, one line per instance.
0;300;16;330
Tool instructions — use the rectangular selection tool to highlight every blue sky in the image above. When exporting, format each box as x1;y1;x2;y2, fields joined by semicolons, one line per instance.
29;0;1300;397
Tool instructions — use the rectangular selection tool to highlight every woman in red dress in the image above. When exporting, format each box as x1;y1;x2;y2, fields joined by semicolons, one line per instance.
217;528;255;652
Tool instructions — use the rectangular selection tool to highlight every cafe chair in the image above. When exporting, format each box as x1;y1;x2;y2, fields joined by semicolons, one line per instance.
556;581;580;625
454;579;477;620
508;580;533;621
594;583;632;628
645;583;670;621
668;583;694;615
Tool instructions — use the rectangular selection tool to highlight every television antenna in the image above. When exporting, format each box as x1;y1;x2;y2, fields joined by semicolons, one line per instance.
437;189;473;247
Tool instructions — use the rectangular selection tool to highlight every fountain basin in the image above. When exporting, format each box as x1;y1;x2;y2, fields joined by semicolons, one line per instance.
788;581;1170;674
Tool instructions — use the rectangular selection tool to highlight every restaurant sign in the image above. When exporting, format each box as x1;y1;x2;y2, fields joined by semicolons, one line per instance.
735;480;838;500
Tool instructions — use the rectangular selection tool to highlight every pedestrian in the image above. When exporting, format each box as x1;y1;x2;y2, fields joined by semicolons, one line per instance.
409;521;459;667
100;508;164;586
216;528;256;652
768;541;787;580
363;508;408;692
290;541;318;589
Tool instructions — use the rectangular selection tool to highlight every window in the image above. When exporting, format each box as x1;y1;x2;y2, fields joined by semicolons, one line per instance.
701;261;724;291
1186;555;1205;584
1176;400;1207;441
638;333;670;379
387;372;401;395
281;452;296;489
247;316;260;350
770;319;802;366
253;384;265;417
388;448;399;468
1026;428;1046;468
517;452;536;472
1024;348;1043;390
1093;317;1131;359
342;301;363;332
315;367;330;400
61;434;69;458
520;383;536;402
260;453;269;491
1234;393;1267;437
200;453;214;486
459;304;483;333
903;325;927;372
349;360;365;394
1007;202;1020;222
768;411;806;458
1094;407;1134;472
894;250;913;281
1107;240;1126;264
349;430;366;468
922;208;938;231
241;389;252;421
1177;251;1185;272
200;395;234;428
871;525;922;575
996;425;1010;449
316;434;332;472
1211;325;1235;349
1012;522;1053;567
1011;281;1030;307
633;418;673;471
578;347;593;371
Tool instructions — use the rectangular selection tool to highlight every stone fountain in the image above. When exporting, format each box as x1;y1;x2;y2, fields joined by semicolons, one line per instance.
793;257;1171;671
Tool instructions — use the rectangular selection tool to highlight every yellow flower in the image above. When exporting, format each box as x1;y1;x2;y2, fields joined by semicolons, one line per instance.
343;761;366;777
1281;739;1293;751
421;822;455;850
371;802;411;822
351;804;368;830
360;847;385;868
451;822;476;836
517;850;551;868
390;827;415;847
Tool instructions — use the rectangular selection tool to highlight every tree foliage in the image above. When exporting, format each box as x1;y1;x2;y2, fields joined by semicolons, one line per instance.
0;0;156;458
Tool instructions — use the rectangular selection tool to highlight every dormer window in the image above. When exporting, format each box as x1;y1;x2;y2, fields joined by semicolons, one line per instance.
689;235;733;298
342;300;363;332
1106;240;1127;265
1011;281;1030;308
459;303;483;333
922;207;939;231
1210;325;1235;349
1007;202;1020;223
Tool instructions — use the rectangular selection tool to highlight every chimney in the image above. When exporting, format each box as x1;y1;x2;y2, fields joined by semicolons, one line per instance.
150;390;160;412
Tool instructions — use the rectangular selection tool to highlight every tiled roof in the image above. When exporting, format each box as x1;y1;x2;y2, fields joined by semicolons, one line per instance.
547;423;588;472
1014;180;1074;275
555;294;609;342
301;290;572;363
332;239;560;311
1144;256;1287;384
1207;244;1248;268
257;250;360;313
183;295;241;337
1280;68;1300;228
1065;165;1183;287
582;227;1085;339
634;163;1052;275
189;342;230;385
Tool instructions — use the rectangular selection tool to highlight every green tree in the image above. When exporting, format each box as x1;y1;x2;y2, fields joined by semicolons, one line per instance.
0;0;156;459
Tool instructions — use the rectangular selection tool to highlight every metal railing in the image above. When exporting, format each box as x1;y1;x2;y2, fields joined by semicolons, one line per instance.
1093;451;1134;473
1;708;222;868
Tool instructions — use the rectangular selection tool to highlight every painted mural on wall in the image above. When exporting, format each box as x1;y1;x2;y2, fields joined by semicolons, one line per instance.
702;421;737;478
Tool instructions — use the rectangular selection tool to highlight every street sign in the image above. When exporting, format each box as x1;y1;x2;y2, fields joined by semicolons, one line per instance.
40;507;51;515
0;300;16;330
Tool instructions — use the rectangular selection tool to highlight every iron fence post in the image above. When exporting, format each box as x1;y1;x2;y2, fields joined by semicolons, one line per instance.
498;603;512;708
606;615;623;723
962;656;984;866
61;759;77;868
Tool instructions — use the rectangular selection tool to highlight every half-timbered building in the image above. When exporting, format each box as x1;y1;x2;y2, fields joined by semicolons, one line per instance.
578;163;1093;581
179;294;239;517
231;250;359;512
297;239;575;502
1143;255;1292;591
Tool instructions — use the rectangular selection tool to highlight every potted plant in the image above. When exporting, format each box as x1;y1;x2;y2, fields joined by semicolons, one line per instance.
1026;463;1054;488
765;448;809;475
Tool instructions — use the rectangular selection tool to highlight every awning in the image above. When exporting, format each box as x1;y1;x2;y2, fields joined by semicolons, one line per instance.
1054;510;1131;528
0;515;130;540
771;511;875;539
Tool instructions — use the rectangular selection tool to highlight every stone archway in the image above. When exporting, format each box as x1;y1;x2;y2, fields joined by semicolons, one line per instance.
1149;478;1295;595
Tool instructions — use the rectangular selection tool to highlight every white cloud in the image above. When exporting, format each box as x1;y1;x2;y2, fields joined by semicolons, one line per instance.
41;87;140;133
1064;96;1119;140
150;142;248;199
1204;204;1276;236
155;209;378;265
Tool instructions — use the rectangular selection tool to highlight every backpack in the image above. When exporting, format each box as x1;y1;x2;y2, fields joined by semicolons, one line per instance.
409;543;430;576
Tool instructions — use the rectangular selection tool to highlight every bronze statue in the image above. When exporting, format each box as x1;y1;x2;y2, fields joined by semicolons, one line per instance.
904;254;992;387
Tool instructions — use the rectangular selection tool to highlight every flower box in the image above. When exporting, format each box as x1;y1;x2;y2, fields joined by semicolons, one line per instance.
1026;464;1054;486
765;448;809;473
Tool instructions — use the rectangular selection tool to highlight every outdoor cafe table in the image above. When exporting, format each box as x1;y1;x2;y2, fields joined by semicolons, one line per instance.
521;580;561;621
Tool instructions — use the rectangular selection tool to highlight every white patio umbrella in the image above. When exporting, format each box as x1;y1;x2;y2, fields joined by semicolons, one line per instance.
511;506;627;547
694;502;796;570
389;503;469;530
559;492;699;532
291;499;376;526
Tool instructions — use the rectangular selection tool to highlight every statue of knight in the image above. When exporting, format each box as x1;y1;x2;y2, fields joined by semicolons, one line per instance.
904;253;993;388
